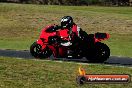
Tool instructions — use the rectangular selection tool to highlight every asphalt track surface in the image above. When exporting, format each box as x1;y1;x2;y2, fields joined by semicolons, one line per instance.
0;49;132;67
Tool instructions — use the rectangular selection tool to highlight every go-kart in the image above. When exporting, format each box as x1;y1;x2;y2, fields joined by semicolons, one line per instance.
30;25;110;63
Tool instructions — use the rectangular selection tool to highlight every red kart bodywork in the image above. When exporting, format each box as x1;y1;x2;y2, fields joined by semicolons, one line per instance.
36;25;69;57
30;25;110;62
94;33;110;42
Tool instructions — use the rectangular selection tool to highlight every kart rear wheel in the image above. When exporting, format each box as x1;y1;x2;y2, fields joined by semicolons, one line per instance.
86;42;110;63
30;42;42;58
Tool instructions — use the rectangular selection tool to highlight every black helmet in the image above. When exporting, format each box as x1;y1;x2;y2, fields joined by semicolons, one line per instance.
61;16;73;29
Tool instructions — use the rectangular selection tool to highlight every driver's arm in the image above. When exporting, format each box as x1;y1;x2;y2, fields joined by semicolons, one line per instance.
54;25;61;30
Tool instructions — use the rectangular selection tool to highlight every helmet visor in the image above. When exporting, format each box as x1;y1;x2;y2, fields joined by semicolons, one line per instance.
61;21;68;28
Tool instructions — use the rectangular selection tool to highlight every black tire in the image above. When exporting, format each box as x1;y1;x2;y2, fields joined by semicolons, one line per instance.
30;42;42;58
30;42;52;59
86;42;110;63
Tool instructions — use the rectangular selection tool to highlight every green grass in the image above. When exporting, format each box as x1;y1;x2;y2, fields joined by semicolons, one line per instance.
104;34;132;57
0;56;132;88
0;3;132;57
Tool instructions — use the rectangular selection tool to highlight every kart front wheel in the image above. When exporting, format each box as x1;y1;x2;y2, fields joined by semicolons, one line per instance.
30;42;42;58
30;42;52;59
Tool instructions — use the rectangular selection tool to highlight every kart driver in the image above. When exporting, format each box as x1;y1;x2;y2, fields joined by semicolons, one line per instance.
60;16;81;46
